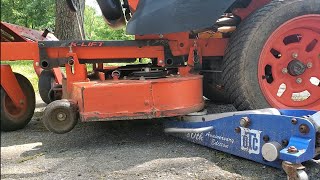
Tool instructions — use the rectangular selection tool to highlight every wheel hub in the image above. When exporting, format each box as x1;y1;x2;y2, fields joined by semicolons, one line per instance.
287;59;306;76
57;112;67;121
258;15;320;109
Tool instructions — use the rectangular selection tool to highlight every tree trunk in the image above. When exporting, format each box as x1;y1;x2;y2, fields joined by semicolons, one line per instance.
55;0;85;40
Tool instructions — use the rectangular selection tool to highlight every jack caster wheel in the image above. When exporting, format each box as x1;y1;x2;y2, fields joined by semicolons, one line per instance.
287;170;309;180
42;99;78;134
295;170;309;180
1;73;35;131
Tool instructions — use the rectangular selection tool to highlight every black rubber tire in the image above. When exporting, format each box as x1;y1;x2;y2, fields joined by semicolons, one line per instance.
222;0;320;110
202;58;229;102
38;70;55;104
66;0;78;12
1;73;35;131
97;0;123;21
42;99;78;134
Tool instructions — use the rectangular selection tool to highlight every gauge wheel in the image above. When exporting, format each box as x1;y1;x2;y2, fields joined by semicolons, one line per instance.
1;73;35;131
222;0;320;110
42;100;78;134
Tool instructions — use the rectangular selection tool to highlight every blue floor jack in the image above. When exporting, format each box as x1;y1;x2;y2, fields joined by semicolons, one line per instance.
164;108;320;180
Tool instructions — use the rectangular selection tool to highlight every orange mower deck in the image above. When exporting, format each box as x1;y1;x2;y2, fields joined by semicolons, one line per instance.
71;75;204;121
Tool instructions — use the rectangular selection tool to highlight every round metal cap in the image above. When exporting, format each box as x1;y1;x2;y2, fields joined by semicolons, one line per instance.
262;142;282;162
287;60;306;76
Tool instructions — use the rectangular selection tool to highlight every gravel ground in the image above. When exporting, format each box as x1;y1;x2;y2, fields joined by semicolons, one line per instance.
1;97;319;180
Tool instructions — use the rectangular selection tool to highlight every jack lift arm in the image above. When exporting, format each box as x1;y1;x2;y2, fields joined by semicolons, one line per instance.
164;108;320;180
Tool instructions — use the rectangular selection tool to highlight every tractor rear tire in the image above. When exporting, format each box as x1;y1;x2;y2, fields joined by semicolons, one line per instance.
222;0;320;110
202;58;229;102
1;73;35;131
203;75;228;102
39;70;55;104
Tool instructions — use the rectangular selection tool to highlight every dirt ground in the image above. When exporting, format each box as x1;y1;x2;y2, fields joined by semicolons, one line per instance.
1;97;320;180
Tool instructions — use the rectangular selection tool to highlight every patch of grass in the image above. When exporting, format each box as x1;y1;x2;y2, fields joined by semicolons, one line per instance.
1;61;39;92
18;153;44;163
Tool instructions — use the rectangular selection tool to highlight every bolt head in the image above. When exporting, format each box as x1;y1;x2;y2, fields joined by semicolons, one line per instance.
307;62;313;68
299;124;310;134
263;135;270;142
235;127;241;133
287;146;299;153
240;117;250;127
291;118;298;125
282;139;289;146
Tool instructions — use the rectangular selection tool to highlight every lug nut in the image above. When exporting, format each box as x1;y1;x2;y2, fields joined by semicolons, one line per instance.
296;78;302;84
307;62;313;68
282;68;288;74
292;52;298;59
240;117;250;127
291;118;298;125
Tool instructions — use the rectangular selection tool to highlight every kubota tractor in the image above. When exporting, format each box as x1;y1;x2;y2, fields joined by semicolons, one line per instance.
0;0;319;133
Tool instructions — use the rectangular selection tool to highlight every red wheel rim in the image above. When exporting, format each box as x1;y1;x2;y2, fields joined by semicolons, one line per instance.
3;93;27;120
258;15;320;110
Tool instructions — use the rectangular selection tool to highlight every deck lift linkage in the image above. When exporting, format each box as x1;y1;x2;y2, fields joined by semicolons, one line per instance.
1;0;319;179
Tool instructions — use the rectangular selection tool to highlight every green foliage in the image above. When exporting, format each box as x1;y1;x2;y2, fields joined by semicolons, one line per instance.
1;0;131;40
84;6;133;40
1;0;55;30
1;61;39;92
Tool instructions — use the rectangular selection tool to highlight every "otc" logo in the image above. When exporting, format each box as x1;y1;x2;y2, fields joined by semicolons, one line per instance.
240;128;262;154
